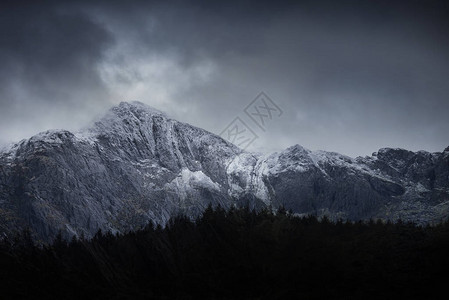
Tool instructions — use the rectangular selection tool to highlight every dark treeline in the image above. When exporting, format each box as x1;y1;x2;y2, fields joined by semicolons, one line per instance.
1;206;449;299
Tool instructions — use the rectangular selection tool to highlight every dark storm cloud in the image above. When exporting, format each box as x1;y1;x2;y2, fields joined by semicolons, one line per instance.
1;0;448;156
0;1;114;143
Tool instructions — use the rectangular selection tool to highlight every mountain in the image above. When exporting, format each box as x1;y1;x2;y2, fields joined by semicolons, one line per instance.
1;101;448;242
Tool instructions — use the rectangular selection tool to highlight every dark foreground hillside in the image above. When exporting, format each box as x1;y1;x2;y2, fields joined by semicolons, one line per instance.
1;206;449;299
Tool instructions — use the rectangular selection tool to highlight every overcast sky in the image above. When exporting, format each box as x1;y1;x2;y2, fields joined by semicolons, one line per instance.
1;0;448;157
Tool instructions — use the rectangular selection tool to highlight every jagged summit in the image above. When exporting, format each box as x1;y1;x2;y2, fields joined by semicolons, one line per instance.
85;101;168;135
114;101;167;117
0;101;448;242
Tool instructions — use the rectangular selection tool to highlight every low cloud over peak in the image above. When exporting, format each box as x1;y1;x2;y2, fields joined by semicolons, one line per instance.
1;0;448;156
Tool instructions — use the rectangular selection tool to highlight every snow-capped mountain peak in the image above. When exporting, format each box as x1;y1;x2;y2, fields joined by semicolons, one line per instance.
0;101;448;241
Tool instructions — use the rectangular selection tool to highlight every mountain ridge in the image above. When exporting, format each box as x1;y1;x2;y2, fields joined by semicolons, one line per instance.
1;101;448;241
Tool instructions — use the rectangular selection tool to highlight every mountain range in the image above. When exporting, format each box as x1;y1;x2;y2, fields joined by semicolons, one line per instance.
1;101;448;242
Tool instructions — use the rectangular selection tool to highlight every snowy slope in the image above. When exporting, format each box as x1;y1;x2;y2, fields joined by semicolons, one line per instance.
0;101;448;241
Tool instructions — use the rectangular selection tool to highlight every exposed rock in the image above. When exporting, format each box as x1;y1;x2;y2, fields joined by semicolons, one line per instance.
0;101;448;242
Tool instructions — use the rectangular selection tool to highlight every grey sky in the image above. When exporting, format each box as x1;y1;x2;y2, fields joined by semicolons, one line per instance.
1;0;448;157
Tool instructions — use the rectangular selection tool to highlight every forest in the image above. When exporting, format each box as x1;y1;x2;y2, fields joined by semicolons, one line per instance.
1;206;449;299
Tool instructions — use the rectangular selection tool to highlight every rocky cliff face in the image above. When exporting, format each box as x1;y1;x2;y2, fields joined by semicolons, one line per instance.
1;102;448;241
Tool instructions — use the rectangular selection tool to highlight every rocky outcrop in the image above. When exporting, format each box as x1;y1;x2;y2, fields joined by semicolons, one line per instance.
0;101;448;242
